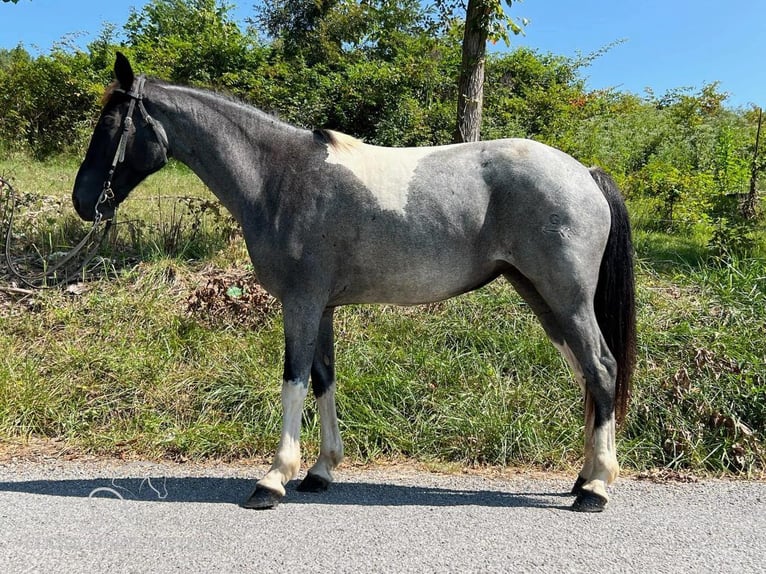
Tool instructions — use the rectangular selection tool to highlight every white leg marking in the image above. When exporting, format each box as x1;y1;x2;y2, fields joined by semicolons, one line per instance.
580;412;619;501
257;380;308;495
579;392;596;482
308;383;344;483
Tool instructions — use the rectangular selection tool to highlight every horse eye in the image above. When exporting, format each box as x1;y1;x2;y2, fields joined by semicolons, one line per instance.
101;115;118;129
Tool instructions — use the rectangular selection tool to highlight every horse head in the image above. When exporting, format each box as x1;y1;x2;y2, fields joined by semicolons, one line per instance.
72;52;169;221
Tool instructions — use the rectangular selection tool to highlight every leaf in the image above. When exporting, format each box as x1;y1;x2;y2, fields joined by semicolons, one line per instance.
226;285;243;298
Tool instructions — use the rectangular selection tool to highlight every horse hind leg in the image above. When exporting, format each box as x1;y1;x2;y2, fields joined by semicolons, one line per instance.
297;308;344;493
556;307;619;512
504;270;618;512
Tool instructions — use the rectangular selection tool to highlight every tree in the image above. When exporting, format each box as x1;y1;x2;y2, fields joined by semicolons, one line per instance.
252;0;351;65
124;0;262;89
743;107;764;219
438;0;525;142
249;0;459;144
252;0;436;67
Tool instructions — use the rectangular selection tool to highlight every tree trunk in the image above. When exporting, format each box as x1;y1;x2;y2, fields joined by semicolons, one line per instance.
454;0;489;143
742;107;763;220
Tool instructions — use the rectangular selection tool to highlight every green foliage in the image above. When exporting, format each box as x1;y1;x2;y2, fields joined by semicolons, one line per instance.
125;0;265;90
551;81;764;254
625;257;766;474
253;0;362;65
482;47;586;141
246;0;461;144
0;46;107;158
433;0;527;45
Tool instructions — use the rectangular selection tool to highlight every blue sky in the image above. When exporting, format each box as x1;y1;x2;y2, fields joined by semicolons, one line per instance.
1;0;763;108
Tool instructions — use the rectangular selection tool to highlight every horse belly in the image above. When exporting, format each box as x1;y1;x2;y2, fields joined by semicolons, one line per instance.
330;238;499;306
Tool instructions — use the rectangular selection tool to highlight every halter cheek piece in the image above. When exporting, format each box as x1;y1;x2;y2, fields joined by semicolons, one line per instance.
95;75;169;223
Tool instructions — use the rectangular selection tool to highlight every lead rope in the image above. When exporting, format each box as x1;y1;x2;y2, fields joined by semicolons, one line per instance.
1;175;114;289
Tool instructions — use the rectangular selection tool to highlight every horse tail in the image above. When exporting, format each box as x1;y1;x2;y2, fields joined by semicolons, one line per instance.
590;167;637;425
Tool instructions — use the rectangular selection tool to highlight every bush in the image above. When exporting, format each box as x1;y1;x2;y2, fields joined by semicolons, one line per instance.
0;47;107;157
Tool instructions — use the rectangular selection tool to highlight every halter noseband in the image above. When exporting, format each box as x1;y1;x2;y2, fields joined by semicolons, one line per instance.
94;75;168;224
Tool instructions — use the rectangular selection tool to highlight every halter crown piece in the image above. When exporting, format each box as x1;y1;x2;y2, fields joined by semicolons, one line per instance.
95;75;168;224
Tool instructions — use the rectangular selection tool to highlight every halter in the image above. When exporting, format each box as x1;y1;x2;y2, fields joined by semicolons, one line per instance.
94;75;168;224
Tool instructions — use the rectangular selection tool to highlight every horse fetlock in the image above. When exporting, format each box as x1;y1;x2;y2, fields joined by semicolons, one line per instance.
571;474;587;495
260;455;301;494
277;457;302;483
307;450;342;485
606;462;620;485
327;447;344;468
593;452;619;485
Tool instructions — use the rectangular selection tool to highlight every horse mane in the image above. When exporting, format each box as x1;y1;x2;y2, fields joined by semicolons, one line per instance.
314;129;364;154
101;77;357;152
101;81;120;105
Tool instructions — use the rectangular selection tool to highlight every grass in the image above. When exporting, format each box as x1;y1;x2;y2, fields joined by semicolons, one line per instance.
1;155;764;477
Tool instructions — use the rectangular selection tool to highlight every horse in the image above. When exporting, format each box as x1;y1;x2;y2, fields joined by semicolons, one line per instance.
72;53;636;512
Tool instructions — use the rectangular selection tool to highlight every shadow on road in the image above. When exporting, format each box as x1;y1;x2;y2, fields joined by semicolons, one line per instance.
0;476;573;510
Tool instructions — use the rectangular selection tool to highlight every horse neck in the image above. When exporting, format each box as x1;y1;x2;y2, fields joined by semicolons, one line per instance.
144;81;308;222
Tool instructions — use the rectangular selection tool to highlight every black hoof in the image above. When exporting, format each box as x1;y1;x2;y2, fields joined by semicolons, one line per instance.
296;472;330;493
571;490;607;513
571;475;587;495
242;485;283;510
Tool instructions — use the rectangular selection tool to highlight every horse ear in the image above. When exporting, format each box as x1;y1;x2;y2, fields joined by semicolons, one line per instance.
114;52;134;90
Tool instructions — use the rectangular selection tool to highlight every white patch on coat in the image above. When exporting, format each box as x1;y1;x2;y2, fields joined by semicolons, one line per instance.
553;342;586;393
256;380;308;495
323;130;451;215
307;382;344;483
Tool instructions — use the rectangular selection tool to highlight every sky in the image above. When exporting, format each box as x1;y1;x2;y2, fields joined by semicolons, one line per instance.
0;0;763;108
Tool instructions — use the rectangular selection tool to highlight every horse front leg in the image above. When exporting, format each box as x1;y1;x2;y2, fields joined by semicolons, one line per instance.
297;308;344;492
243;298;325;509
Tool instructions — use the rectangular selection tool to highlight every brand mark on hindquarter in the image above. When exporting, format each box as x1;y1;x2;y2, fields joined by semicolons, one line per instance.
543;213;573;238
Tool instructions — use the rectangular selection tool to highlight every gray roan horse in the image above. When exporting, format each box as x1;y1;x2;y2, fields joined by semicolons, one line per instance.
73;54;636;512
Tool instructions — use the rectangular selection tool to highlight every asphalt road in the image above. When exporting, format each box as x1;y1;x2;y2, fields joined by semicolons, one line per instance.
0;459;764;573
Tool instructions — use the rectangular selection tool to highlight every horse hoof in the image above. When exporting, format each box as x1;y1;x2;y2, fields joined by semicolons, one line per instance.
296;472;330;492
242;485;283;510
571;475;587;495
571;490;607;513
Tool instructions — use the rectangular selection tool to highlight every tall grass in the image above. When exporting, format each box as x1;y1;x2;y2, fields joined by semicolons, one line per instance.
1;158;764;476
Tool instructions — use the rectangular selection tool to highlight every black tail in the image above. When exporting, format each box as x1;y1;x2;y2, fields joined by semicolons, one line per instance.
590;167;637;425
